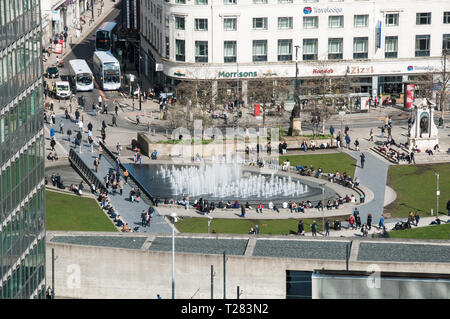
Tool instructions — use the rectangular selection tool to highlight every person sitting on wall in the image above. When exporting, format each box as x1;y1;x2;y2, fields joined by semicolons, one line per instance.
151;150;158;160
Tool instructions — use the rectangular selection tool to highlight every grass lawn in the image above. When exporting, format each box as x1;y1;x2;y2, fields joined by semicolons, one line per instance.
46;190;118;232
279;153;356;177
386;163;450;218
389;223;450;240
176;216;347;235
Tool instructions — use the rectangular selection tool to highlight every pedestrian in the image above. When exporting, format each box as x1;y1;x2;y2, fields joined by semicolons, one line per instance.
67;128;72;142
329;125;335;137
378;214;385;231
102;120;107;131
87;122;93;132
59;120;64;134
360;152;366;168
367;213;372;230
447;200;450;216
50;138;56;151
354;138;360;151
381;126;385;138
414;212;420;226
98;95;102;109
115;103;119;115
75;109;80;123
369;128;374;142
240;205;245;217
51;112;56;125
119;179;124;195
88;135;94;152
116;142;121;156
93;157;99;172
410;151;415;164
349;215;355;229
98;145;103;161
355;213;361;229
298;220;305;236
124;169;129;184
311;220;318;236
345;134;351;149
50;127;55;139
112;115;117;126
101;131;106;144
46;286;53;299
325;219;330;236
136;114;140;125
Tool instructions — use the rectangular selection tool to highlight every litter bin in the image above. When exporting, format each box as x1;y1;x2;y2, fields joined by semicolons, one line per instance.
333;220;341;231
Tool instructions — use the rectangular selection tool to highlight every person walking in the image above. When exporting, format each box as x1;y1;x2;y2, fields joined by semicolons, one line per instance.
98;95;102;109
88;135;94;152
59;120;64;134
360;152;366;168
378;214;385;231
311;220;318;237
124;169;129;184
118;178;124;195
329;125;335;137
369;128;374;142
325;220;330;237
67;128;72;142
112;115;117;127
367;213;372;230
98;145;103;161
414;212;420;226
354;138;360;151
297;220;305;236
116;142;121;156
410;151;416;164
349;215;355;230
240;205;246;217
93;157;99;173
50;138;56;151
115;103;119;115
345;134;351;149
381;126;385;138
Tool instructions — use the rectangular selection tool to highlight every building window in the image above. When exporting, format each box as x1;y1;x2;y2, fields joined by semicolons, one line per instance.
444;12;450;24
195;0;208;4
278;39;292;61
195;19;208;31
252;40;267;62
353;37;368;59
253;18;268;30
416;12;431;25
224;18;237;31
443;34;450;53
176;40;185;61
224;41;237;63
253;0;267;3
385;13;399;26
303;16;318;29
328;15;343;28
278;0;292;3
328;38;343;60
175;0;186;3
415;35;430;57
278;17;293;29
304;0;318;2
195;41;208;62
385;36;398;58
303;39;318;61
175;16;185;30
354;15;368;27
224;0;236;3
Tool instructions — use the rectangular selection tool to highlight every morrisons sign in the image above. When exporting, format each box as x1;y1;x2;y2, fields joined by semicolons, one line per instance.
218;71;258;78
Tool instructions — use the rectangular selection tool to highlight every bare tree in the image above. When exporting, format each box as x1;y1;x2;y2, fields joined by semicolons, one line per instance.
436;51;450;119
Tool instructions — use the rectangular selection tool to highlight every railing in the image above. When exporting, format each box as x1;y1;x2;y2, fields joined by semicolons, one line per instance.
68;148;106;193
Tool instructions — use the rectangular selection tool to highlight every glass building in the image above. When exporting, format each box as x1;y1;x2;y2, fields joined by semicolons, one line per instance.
0;0;46;299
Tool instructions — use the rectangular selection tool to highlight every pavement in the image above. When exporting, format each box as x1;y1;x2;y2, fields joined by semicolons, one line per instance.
42;5;450;237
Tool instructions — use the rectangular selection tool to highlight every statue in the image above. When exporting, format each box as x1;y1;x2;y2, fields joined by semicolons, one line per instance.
419;115;429;137
290;101;301;119
288;99;302;136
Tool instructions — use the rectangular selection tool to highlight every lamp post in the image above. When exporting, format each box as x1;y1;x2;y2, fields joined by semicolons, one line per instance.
435;172;440;216
294;45;301;108
321;185;325;232
207;215;213;233
170;212;178;299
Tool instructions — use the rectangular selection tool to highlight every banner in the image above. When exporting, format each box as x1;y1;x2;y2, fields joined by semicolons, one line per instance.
54;43;63;54
405;84;415;109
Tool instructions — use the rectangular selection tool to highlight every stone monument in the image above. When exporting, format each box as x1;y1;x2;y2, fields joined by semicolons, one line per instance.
288;102;302;136
408;98;439;151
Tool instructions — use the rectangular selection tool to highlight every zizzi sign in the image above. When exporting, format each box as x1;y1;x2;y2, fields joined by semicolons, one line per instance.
304;7;343;14
218;71;258;78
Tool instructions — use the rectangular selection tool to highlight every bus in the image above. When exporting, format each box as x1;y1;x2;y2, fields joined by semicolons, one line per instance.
68;59;94;92
92;51;121;91
95;21;118;52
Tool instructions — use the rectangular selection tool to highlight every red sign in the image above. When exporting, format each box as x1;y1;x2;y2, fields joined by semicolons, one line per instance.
254;104;261;116
313;68;334;74
54;43;63;54
406;84;415;109
349;66;374;75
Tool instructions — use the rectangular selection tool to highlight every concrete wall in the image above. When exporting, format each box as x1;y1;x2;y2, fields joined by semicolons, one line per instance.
46;240;450;299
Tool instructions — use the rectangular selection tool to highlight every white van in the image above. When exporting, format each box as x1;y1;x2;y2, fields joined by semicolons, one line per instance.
55;81;71;99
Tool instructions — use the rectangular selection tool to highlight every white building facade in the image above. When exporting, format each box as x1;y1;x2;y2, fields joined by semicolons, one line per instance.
139;0;450;104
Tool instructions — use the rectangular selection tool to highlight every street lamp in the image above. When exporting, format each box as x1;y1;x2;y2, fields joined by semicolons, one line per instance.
435;172;440;216
321;184;325;232
170;212;178;299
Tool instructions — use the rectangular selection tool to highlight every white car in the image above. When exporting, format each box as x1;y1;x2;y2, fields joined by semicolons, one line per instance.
55;81;71;99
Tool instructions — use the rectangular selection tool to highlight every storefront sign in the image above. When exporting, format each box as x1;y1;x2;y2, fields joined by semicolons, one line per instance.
262;70;278;76
173;69;185;77
407;65;435;72
349;66;374;75
304;7;343;14
155;63;164;71
52;10;60;21
218;71;257;78
312;68;333;74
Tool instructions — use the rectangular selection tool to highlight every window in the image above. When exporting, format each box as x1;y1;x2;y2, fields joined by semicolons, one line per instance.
416;13;431;25
328;16;343;28
443;34;450;53
175;39;185;61
278;39;292;61
195;41;208;62
224;41;236;63
253;18;267;30
195;0;207;4
195;19;208;31
252;40;267;62
385;36;398;58
253;0;267;3
175;0;186;3
278;17;293;29
303;16;318;29
224;0;236;3
175;16;185;30
354;15;368;27
415;35;430;57
328;38;343;60
385;13;399;26
304;0;318;2
303;39;318;60
353;37;368;59
224;18;237;31
278;0;292;3
444;12;450;24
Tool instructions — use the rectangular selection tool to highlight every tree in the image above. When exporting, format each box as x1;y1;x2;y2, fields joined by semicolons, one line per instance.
436;50;450;119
